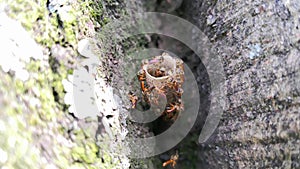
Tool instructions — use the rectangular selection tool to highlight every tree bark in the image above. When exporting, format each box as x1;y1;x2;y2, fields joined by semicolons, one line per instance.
180;0;300;168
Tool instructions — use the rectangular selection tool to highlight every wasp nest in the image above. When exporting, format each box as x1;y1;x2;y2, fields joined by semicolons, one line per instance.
131;52;184;121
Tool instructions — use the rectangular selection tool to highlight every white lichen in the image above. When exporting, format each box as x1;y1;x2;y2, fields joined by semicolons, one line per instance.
63;38;130;168
0;12;45;81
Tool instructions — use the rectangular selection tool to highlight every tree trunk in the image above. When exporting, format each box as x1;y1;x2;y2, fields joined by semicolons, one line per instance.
180;0;300;168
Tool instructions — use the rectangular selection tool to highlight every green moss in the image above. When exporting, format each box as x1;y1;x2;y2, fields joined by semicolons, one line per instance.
71;142;98;164
72;146;85;161
73;129;86;140
0;0;146;168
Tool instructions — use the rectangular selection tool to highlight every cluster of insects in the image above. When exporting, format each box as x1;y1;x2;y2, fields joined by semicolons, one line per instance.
129;52;184;121
128;53;183;168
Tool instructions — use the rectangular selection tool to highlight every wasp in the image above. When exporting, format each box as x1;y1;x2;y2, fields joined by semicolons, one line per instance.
154;67;166;77
137;69;154;104
128;92;138;108
137;69;146;82
137;69;148;93
168;80;179;91
164;102;183;120
166;103;180;113
163;151;179;168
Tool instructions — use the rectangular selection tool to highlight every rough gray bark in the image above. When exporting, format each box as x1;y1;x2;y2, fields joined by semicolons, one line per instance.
179;0;300;168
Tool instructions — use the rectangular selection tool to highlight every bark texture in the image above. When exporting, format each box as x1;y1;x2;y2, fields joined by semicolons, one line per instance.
180;0;300;168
